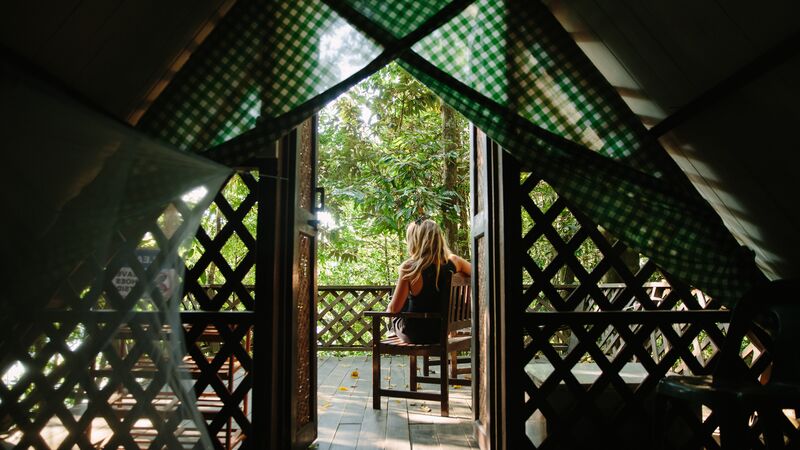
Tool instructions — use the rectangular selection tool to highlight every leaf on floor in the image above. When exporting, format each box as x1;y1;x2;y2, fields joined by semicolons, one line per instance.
384;376;391;381
351;369;359;378
338;386;349;391
397;364;406;367
418;404;432;413
453;385;461;389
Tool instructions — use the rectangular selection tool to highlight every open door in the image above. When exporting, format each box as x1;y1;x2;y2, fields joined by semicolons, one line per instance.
471;126;505;450
290;117;320;448
271;117;320;449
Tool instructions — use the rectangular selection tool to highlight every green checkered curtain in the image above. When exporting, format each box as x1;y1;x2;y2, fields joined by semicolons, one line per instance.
328;0;764;302
137;0;268;151
139;0;469;162
140;0;763;303
409;0;686;180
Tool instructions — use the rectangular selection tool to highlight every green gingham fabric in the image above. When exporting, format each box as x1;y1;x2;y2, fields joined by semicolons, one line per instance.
261;1;381;118
343;0;454;38
411;0;685;182
139;0;764;303
140;0;473;164
137;0;267;151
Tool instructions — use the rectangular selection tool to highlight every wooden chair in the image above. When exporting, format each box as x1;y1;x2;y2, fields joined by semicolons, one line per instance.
655;279;800;449
422;276;472;383
366;273;471;417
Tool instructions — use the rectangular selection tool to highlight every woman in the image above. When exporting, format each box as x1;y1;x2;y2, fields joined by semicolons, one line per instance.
387;218;471;343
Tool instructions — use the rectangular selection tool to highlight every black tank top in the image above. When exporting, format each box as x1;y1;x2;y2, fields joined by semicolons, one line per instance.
407;261;456;313
394;261;455;343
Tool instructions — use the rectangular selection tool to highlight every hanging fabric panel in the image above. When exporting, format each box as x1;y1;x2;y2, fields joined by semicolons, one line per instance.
139;0;471;165
0;66;230;448
136;0;268;152
137;0;763;305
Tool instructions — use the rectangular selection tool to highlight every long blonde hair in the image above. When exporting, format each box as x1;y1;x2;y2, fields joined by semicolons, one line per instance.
400;219;452;290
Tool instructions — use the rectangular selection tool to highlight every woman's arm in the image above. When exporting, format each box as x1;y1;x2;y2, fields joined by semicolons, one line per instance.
387;275;410;313
449;254;472;276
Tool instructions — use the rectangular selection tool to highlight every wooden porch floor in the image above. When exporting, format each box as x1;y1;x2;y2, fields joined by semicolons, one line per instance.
314;355;477;450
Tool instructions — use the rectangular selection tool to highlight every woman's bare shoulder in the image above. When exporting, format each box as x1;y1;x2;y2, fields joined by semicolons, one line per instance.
448;254;471;274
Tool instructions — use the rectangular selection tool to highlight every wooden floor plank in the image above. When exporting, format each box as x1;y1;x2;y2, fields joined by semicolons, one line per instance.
456;420;479;450
338;357;372;425
383;405;411;450
410;423;440;450
330;423;362;450
317;357;361;450
315;355;474;450
355;355;390;450
383;356;411;450
434;420;473;450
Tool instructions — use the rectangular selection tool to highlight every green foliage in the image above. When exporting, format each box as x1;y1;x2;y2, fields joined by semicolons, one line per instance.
183;174;258;287
318;63;470;285
183;64;472;287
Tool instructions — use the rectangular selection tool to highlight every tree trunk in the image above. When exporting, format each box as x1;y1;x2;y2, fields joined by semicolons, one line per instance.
440;101;460;254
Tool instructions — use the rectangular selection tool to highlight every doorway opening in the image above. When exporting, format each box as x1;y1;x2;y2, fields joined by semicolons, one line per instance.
313;62;475;448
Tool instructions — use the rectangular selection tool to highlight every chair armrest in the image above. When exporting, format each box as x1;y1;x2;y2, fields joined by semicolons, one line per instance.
364;311;440;319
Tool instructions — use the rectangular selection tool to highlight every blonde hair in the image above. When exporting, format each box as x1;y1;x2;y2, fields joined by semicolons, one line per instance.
400;219;452;290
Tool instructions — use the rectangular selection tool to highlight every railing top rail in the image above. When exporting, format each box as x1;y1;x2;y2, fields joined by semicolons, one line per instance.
318;285;394;290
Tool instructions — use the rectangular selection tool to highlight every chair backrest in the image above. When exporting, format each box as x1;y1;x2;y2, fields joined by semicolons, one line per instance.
447;273;471;333
713;279;799;385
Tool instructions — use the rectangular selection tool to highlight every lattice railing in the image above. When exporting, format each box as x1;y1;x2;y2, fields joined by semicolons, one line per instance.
317;286;392;351
510;170;772;449
178;172;257;450
189;284;394;351
0;177;242;449
1;173;258;449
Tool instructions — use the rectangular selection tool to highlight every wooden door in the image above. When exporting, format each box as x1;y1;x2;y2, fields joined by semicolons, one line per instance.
290;117;320;448
471;126;510;450
271;116;320;448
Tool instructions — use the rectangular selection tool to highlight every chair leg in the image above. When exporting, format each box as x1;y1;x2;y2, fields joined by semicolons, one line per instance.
440;352;449;417
410;355;417;391
373;338;381;410
423;356;430;376
450;351;457;379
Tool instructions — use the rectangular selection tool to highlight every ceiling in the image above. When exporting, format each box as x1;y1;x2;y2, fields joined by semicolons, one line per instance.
0;0;233;122
2;0;797;280
547;0;800;280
